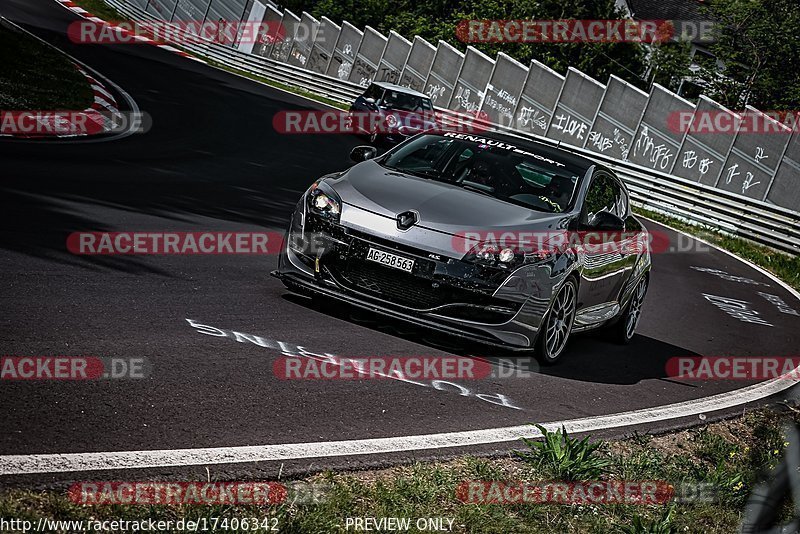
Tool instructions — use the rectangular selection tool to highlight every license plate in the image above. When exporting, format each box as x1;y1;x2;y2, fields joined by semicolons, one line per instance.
365;247;415;272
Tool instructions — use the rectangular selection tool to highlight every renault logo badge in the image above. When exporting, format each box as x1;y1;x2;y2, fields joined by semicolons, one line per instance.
396;210;418;231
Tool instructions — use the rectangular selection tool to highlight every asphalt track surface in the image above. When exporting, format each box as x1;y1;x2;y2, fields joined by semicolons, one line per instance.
1;0;798;486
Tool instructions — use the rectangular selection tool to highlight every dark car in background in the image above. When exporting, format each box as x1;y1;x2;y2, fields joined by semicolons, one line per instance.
349;81;438;146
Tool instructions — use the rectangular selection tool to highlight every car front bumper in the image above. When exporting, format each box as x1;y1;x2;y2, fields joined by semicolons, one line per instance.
271;211;567;350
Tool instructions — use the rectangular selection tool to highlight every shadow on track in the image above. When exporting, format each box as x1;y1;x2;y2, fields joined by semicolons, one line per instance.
0;21;364;273
280;291;699;386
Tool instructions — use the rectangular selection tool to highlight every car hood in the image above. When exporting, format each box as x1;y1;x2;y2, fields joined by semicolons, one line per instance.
327;159;567;236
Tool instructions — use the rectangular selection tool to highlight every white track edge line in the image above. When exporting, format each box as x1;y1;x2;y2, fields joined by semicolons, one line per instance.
0;374;794;475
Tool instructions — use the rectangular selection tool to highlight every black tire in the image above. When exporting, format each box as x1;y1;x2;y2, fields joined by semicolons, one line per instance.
609;275;648;344
535;278;578;365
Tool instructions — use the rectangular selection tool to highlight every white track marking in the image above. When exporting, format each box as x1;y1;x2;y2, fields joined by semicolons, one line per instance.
639;216;800;302
0;375;795;475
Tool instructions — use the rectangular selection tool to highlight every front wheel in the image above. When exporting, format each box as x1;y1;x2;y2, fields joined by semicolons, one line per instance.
536;279;577;365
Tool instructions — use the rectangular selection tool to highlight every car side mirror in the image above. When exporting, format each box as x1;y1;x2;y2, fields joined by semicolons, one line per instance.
363;97;376;107
588;211;625;231
350;145;378;162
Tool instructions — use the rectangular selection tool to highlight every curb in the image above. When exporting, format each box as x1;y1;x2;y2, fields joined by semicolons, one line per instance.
0;23;121;139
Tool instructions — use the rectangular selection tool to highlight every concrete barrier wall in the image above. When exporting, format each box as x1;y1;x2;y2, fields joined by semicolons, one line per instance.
375;31;411;85
716;107;792;200
545;67;605;146
398;36;435;93
145;0;177;20
423;41;463;108
480;53;527;129
766;131;800;210
628;84;693;172
584;75;647;161
325;21;363;81
128;0;800;212
269;9;300;62
512;60;564;137
449;46;494;113
348;26;387;87
251;3;282;58
286;11;319;68
305;16;339;74
672;96;738;186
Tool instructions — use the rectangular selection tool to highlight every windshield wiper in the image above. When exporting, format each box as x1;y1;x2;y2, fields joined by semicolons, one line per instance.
459;183;495;197
391;168;442;180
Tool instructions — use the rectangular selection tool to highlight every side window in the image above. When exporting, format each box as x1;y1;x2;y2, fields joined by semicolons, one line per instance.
615;180;629;218
584;174;623;221
363;84;382;101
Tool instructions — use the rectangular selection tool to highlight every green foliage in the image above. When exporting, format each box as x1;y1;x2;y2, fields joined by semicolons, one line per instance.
698;0;800;110
516;424;611;481
0;23;94;110
646;42;694;93
618;505;677;534
283;0;652;88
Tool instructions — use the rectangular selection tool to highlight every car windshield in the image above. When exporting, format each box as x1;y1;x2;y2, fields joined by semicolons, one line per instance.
379;134;584;213
381;90;433;112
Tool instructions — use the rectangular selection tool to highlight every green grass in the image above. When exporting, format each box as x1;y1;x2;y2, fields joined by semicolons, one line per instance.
2;408;799;533
635;207;800;291
516;424;611;481
71;0;123;21
0;22;94;110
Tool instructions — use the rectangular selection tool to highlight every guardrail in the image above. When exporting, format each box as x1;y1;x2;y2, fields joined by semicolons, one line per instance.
101;0;800;255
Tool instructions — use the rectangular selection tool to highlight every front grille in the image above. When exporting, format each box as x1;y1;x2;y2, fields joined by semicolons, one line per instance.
344;260;452;309
333;257;505;312
305;213;520;317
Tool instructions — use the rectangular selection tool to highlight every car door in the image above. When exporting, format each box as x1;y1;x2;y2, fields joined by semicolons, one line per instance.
576;172;632;317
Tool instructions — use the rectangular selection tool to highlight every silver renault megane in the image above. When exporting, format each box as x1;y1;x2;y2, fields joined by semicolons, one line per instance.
272;132;651;363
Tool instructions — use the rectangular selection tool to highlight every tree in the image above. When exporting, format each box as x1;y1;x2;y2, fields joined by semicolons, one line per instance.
698;0;800;110
281;0;650;87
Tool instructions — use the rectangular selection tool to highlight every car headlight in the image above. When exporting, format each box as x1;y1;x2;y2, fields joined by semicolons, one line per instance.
312;192;339;214
498;248;515;263
307;182;341;219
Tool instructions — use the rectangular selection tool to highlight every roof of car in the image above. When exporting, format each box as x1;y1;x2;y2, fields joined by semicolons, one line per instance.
433;131;600;173
371;81;429;99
